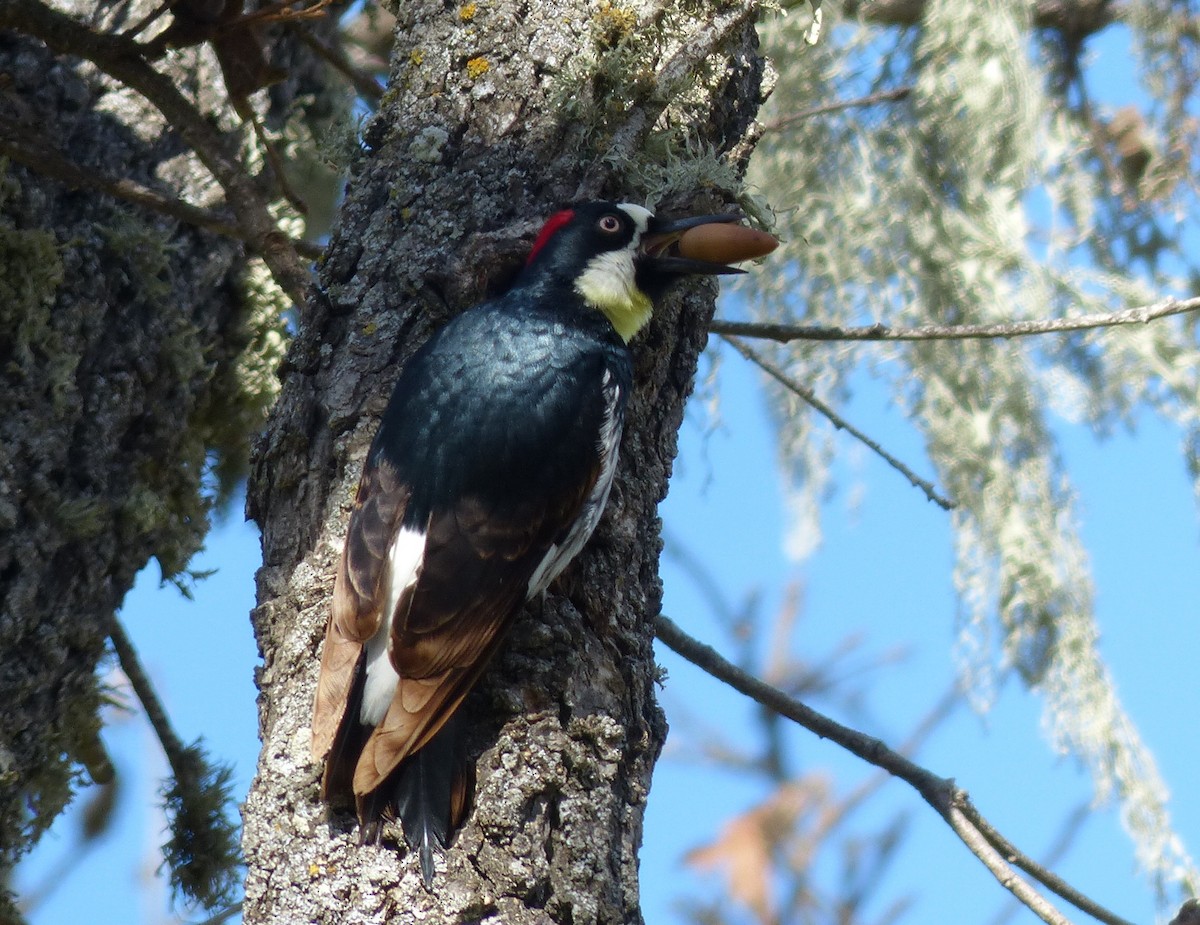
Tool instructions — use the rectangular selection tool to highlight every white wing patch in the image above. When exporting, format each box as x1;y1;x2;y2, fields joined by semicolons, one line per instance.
527;370;623;596
360;525;426;726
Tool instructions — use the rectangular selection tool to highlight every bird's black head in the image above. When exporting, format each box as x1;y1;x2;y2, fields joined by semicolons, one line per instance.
521;201;746;343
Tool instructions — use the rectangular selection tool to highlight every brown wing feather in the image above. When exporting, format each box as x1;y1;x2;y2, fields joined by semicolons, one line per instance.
353;653;504;795
311;458;410;762
333;459;411;638
352;478;598;797
311;605;365;762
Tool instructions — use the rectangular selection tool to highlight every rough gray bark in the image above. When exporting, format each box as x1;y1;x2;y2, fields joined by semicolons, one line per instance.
243;1;766;922
0;15;246;906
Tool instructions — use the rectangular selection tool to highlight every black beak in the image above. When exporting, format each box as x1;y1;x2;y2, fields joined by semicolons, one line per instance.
639;213;748;277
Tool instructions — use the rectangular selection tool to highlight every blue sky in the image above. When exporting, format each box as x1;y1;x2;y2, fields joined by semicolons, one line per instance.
648;341;1200;924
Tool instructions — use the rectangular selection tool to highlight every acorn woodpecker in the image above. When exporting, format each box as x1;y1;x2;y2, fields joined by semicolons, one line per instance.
311;200;769;886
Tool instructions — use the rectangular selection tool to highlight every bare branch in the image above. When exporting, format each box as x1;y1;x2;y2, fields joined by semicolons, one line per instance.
962;800;1135;925
721;334;955;510
710;295;1200;344
822;686;959;835
295;27;383;101
990;805;1091;925
109;618;241;907
655;615;1139;925
108;618;189;772
765;86;912;132
840;0;1119;36
0;115;324;260
941;801;1075;925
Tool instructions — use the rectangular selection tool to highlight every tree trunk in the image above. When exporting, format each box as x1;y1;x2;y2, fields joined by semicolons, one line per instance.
243;1;766;921
0;12;247;902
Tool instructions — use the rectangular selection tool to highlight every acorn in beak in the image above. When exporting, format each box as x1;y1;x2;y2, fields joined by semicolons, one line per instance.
639;213;779;276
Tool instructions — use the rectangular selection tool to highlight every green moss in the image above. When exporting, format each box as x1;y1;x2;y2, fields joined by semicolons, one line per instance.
161;741;242;908
546;5;747;195
54;497;109;540
0;164;68;397
22;673;106;845
621;142;745;207
190;256;289;509
311;107;367;174
97;213;174;302
0;222;62;323
121;456;210;583
0;153;292;882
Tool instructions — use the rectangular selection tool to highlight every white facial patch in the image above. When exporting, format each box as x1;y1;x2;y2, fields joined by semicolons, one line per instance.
575;203;656;342
359;525;425;726
575;250;640;307
617;203;653;242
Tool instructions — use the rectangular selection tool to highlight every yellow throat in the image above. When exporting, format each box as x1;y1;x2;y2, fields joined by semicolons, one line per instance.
573;250;653;343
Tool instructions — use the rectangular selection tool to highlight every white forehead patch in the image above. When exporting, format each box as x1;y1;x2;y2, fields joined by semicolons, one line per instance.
616;203;653;240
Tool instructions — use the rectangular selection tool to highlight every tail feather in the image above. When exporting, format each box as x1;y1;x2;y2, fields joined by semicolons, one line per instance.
336;692;473;887
390;714;467;888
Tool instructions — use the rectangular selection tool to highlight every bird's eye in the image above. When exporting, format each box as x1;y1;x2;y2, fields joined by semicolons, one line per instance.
598;215;622;234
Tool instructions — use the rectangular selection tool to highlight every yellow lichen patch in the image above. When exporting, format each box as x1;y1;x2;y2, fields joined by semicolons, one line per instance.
409;49;425;66
458;2;476;22
592;1;636;47
466;56;490;79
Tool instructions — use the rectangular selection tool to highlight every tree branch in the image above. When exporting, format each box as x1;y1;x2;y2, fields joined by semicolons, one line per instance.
109;618;241;907
0;0;312;303
190;900;245;925
989;805;1092;925
962;800;1136;925
840;0;1119;36
654;615;1138;925
940;800;1075;925
721;334;954;510
108;618;189;773
710;295;1200;344
294;28;383;102
765;86;912;132
0;115;324;261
